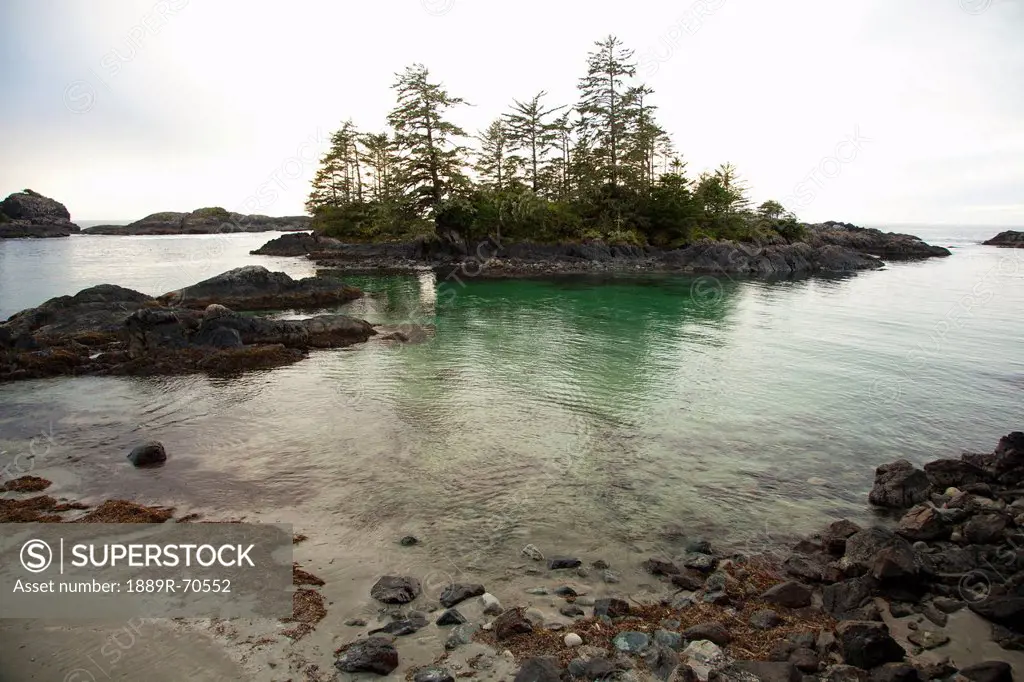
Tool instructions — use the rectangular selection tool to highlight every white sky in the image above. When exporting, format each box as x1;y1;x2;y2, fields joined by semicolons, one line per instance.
0;0;1021;225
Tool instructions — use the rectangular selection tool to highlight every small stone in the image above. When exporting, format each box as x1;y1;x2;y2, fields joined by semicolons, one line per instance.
644;557;681;575
959;661;1013;682
344;618;367;627
560;603;584;618
549;556;582;570
554;586;578;597
683;552;716;572
682;622;732;646
444;623;479;650
524;608;546;627
654;629;683;650
439;583;485;608
613;631;651;653
480;592;502;616
127;441;167;467
750;609;782;629
526;587;549;595
564;633;583;647
907;629;950;650
603;569;622;583
888;602;915;618
594;597;630;618
592;559;610;570
370;575;421;604
399;535;419;546
436;608;466;626
762;581;813;608
414;668;455;682
576;566;590;578
521;544;544;561
335;636;399;675
493;608;534;640
932;597;963;614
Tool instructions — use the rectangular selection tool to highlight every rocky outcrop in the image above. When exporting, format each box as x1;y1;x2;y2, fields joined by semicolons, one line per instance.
661;240;882;275
157;265;362;311
805;222;951;259
983;231;1024;248
82;207;311;235
250;231;345;257
0;190;80;238
1;272;375;382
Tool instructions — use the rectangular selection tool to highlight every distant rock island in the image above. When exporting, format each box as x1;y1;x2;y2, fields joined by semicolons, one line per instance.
983;230;1024;248
82;207;311;235
0;189;80;238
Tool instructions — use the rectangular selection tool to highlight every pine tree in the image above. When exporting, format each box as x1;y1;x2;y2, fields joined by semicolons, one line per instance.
577;35;637;187
623;85;666;192
306;120;362;213
387;64;468;217
504;91;565;195
360;132;399;203
474;119;516;191
714;162;751;214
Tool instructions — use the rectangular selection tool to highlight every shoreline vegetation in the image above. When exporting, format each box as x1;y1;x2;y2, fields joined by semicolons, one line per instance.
2;433;1021;680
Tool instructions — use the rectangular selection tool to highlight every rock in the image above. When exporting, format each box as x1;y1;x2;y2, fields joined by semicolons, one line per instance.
682;622;732;646
645;643;681;680
439;583;485;608
788;648;819;673
560;603;584;618
524;608;546;627
159;265;362;311
750;609;782;629
554;586;578;597
906;629;949;650
731;661;801;682
655;629;684;651
868;663;920;682
918;603;947;627
368;612;428;636
843;528;916;579
871;543;918;582
444;623;479;650
514;657;563;682
594;598;631;618
127;441;167;467
983;231;1024;248
672;572;706;591
836;621;906;669
436;608;466;626
646;558;682;575
805;222;950;260
549;556;582;570
481;592;502;615
613;631;652;653
825;520;864;555
964;514;1007;544
86;208;311;236
493;608;534;640
0;189;79;238
990;623;1024;650
370;575;421;604
400;535;419;546
931;597;963;613
784;553;829;582
868;460;932;509
344;618;367;626
895;505;948;541
414;668;456;682
682;640;726;681
823;577;876;619
923;459;989;489
888;602;915;618
822;665;870;682
968;590;1024;629
569;657;617;680
959;662;1013;682
684;553;717;572
762;581;813;608
334;636;398;675
603;569;622;583
565;632;583;647
592;559;610;569
525;587;549;595
522;544;544;561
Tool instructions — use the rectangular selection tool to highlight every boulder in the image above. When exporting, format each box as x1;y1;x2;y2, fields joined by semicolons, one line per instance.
835;621;905;669
158;265;362;311
959;661;1013;682
436;608;466;626
761;581;813;608
823;577;876;619
334;636;398;675
869;460;931;509
983;231;1024;248
548;556;582;569
964;514;1008;544
493;607;534;640
824;520;864;555
370;575;421;604
414;669;456;682
923;459;989;489
0;189;79;238
439;583;485;608
594;597;631;618
645;557;681;575
895;505;948;542
514;657;563;682
127;441;166;467
750;609;782;629
682;622;732;646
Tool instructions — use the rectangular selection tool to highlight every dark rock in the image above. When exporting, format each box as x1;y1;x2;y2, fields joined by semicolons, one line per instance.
918;603;948;627
889;601;916;618
969;590;1024;629
435;608;466;626
825;520;864;555
414;668;456;682
785;553;828;582
672;571;707;591
869;663;920;682
251;231;342;256
592;559;610;570
559;603;584;618
931;597;963;613
872;543;918;582
127;441;167;467
823;577;877;619
368;612;428;636
751;609;783;629
400;535;419;546
983;231;1024;248
86;208;311;236
158;265;362;311
687;539;713;554
344;618;367;626
836;621;906;669
789;648;819;673
439;583;485;608
991;623;1024;650
644;643;680;680
822;665;871;682
645;557;681;576
594;598;630;618
370;575;421;604
554;586;578;597
869;461;932;509
493;607;534;640
444;623;478;650
906;629;949;650
762;581;813;608
682;622;732;646
334;636;398;675
923;459;989;489
959;661;1013;682
915;660;957;680
549;556;582;570
613;631;652;653
806;222;950;260
895;505;949;542
514;657;563;682
683;552;717;572
0;189;79;238
654;629;684;651
964;514;1007;544
770;642;797;662
571;657;616;680
732;661;802;682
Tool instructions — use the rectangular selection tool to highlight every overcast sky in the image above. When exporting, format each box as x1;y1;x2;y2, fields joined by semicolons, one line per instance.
0;0;1021;225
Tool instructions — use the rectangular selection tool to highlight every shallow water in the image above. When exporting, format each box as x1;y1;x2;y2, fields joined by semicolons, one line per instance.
1;227;1023;574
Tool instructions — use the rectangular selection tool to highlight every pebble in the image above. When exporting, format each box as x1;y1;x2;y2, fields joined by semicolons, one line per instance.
592;559;610;569
554;586;578;597
525;587;549;595
575;596;596;606
399;535;419;546
521;544;544;561
344;618;367;627
602;570;622;583
613;631;651;653
564;633;583;647
480;593;502;616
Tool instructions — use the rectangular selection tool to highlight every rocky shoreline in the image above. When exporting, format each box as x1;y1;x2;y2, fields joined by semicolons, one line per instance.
0;189;80;238
82;207;312;235
983;232;1024;249
0;266;374;382
2;433;1020;681
252;222;952;279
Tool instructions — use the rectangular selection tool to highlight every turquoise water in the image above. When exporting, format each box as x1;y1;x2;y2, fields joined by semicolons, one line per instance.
0;227;1022;569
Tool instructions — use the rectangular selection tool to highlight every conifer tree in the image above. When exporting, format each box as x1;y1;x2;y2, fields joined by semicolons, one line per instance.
504;91;565;195
577;35;637;186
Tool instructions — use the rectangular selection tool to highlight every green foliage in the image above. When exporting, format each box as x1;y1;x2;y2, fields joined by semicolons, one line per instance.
191;207;231;220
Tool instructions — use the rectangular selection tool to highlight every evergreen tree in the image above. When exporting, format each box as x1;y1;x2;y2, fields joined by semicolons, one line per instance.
713;162;751;214
504;91;565;195
577;35;637;186
306;120;362;213
474;119;516;191
387;64;469;218
360;132;399;203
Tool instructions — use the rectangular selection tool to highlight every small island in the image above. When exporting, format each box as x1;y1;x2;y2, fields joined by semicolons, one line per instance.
82;206;311;235
0;189;80;238
983;231;1024;248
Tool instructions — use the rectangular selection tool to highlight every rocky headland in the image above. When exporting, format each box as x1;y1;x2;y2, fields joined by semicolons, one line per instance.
0;266;373;382
252;222;951;279
83;207;311;235
0;189;81;238
983;232;1024;249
